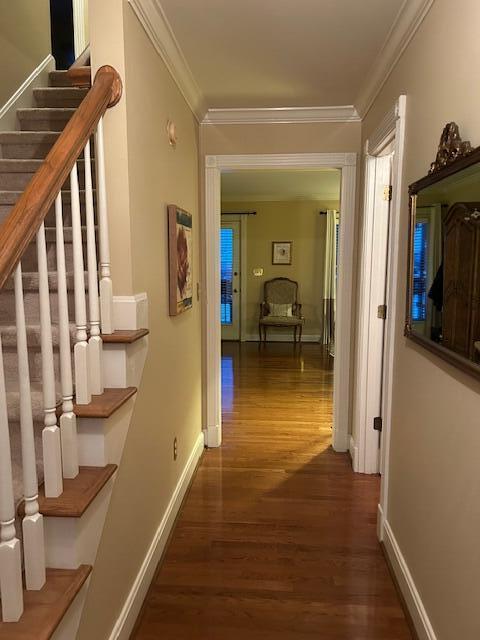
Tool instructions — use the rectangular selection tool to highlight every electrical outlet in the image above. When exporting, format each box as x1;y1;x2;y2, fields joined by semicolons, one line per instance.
173;437;178;461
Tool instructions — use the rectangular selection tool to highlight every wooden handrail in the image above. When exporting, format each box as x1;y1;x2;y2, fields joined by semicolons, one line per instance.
0;65;122;290
67;45;91;88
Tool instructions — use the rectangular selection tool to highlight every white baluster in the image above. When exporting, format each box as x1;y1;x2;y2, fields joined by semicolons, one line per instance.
71;162;91;404
0;332;24;621
95;117;114;334
55;194;79;478
37;224;63;499
14;264;46;590
84;139;104;395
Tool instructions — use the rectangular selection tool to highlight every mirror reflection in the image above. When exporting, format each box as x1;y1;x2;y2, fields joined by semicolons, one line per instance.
411;163;480;364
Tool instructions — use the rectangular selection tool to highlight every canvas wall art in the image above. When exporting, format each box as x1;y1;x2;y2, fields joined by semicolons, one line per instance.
168;205;193;315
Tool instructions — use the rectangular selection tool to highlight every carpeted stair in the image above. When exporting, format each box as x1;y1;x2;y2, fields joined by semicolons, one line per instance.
0;72;92;509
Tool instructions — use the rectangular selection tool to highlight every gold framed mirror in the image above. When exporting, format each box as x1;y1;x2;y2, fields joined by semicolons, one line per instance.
406;123;480;379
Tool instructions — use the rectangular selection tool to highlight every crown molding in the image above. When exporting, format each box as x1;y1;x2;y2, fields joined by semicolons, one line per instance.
127;0;207;121
355;0;434;117
202;105;360;125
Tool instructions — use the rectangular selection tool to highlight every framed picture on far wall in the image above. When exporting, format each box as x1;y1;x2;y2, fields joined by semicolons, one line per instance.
272;241;292;265
168;205;193;315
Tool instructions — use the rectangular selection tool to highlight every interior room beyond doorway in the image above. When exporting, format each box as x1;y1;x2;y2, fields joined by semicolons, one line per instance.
220;168;342;348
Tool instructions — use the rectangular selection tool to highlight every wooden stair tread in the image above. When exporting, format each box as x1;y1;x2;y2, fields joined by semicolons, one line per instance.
73;386;137;418
0;565;91;639
34;465;117;518
101;328;149;343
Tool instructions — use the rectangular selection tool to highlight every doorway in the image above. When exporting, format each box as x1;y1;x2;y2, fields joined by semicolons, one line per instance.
204;153;357;450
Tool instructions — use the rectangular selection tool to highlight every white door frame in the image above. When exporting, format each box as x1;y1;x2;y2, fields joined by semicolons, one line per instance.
352;97;406;535
204;153;357;450
353;152;392;475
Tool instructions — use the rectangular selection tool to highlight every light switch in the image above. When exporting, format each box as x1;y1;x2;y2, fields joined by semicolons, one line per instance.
253;268;264;277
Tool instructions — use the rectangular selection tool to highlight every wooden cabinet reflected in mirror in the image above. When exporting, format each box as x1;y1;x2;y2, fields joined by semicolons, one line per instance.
406;123;480;378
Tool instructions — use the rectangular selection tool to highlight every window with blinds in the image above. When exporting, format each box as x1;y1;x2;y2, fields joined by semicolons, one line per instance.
412;221;429;321
220;227;234;324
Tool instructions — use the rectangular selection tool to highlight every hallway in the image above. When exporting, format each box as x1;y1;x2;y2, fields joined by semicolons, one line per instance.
133;343;412;639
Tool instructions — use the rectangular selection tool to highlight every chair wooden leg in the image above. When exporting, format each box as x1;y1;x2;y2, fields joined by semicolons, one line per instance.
293;326;297;343
299;325;303;343
264;326;267;343
259;324;262;342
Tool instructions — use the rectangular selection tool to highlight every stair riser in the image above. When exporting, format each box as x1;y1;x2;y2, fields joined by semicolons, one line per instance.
3;349;63;390
18;114;73;133
0;291;78;324
34;90;88;109
49;71;73;87
1;201;95;227
0;170;88;191
17;238;90;272
0;141;57;159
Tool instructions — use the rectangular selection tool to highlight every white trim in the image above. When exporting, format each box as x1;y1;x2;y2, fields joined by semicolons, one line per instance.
0;55;55;131
107;431;204;640
127;0;206;121
382;520;438;640
205;153;357;452
349;435;359;472
355;0;433;117
379;96;406;516
72;0;89;58
244;334;321;343
112;293;148;330
202;105;360;125
354;97;406;480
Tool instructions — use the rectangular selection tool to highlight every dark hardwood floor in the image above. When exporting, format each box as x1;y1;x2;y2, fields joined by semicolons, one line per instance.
132;342;413;639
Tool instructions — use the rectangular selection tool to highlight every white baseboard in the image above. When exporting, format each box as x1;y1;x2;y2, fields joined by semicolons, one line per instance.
0;54;55;131
108;431;205;640
377;503;385;541
382;519;437;640
349;435;359;471
245;334;321;343
205;423;221;448
113;293;148;330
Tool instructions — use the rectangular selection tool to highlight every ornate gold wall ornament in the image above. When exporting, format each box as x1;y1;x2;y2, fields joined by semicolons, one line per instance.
428;122;473;174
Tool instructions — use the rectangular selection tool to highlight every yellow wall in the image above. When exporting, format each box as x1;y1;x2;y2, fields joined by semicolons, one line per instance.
360;1;480;637
77;3;202;638
202;121;361;156
222;200;339;338
0;1;51;108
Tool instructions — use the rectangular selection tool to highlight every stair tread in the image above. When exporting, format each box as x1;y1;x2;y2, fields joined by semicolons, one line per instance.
73;387;137;418
31;465;117;518
0;565;91;639
102;329;149;343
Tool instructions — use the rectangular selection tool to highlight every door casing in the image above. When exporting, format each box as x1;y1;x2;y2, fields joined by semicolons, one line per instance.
204;153;357;450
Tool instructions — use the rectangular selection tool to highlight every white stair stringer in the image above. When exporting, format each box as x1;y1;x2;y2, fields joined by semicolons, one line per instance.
47;293;149;640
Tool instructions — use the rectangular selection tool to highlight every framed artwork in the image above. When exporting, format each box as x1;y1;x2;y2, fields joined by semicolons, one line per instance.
272;241;292;265
168;205;193;315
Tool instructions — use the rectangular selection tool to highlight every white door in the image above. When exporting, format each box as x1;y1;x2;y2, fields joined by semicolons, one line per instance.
221;221;241;340
368;153;393;473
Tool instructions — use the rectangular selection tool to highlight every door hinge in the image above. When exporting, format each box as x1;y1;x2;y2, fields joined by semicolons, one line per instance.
383;185;393;201
377;304;387;320
373;416;383;432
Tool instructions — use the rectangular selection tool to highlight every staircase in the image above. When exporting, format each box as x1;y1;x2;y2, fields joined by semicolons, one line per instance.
0;62;148;638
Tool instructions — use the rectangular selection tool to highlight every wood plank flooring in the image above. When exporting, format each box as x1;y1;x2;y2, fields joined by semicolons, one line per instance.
132;343;413;639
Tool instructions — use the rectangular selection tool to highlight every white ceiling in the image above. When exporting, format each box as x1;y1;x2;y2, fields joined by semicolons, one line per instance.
159;0;405;109
221;169;341;202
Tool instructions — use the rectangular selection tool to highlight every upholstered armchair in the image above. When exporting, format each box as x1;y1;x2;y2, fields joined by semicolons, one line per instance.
259;277;305;343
